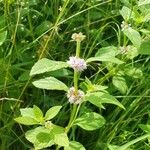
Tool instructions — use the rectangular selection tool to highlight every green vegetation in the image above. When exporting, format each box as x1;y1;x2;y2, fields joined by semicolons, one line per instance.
0;0;150;149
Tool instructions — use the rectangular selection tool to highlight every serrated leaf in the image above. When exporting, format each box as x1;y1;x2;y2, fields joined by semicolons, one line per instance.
33;105;43;122
64;141;86;150
85;92;125;109
30;58;69;76
44;106;62;121
0;30;7;46
32;77;68;91
112;76;128;94
123;27;141;48
139;40;150;55
74;112;105;131
14;116;39;125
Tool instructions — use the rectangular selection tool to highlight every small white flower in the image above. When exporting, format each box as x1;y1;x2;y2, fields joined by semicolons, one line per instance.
71;32;86;42
67;56;87;72
121;21;131;31
119;46;129;54
67;87;84;104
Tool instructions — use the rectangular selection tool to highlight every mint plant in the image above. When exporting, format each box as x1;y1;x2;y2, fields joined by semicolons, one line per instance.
15;33;125;150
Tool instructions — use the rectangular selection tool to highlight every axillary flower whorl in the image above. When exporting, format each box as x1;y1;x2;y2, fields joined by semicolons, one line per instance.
67;87;84;104
67;56;87;72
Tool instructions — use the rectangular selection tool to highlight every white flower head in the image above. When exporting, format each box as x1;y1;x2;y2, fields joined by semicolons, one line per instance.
67;56;87;72
67;87;85;104
121;21;131;31
71;32;86;42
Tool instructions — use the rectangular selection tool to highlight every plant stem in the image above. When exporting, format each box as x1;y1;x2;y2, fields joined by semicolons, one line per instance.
76;41;81;57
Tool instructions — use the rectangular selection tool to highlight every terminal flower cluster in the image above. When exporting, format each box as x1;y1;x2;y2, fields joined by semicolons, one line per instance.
67;87;84;104
67;56;87;72
71;32;86;42
121;21;131;31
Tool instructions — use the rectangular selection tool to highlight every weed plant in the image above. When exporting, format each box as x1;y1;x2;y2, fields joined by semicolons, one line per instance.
0;0;150;150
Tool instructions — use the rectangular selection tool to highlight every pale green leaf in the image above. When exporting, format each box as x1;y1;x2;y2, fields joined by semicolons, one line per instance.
32;77;68;91
138;0;150;6
139;40;150;55
123;27;141;48
86;57;124;64
120;6;135;20
74;112;105;131
64;141;86;150
112;76;128;94
25;127;54;150
30;58;69;76
54;133;69;147
85;92;125;109
0;30;7;46
20;108;34;118
14;116;39;125
44;106;62;121
33;105;43;122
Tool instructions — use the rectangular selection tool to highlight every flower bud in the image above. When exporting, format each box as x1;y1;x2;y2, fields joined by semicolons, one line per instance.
71;32;86;42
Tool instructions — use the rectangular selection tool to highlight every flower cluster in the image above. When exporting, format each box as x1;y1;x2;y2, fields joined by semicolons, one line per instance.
67;87;84;104
119;46;129;54
71;32;86;42
67;56;87;72
121;21;131;31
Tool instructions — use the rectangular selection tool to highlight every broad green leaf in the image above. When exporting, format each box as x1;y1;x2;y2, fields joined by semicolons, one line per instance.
120;6;135;20
124;67;143;78
85;92;125;109
25;127;54;149
112;76;128;94
45;106;62;121
138;0;150;6
33;105;43;122
86;57;124;64
30;58;69;76
139;124;150;133
32;77;68;91
14;116;39;125
95;46;118;57
74;112;105;131
64;141;86;150
139;40;150;55
0;30;7;46
125;45;138;59
54;133;69;147
123;28;141;48
20;108;34;118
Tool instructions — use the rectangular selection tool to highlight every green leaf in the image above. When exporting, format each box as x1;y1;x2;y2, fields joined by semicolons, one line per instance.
139;40;150;55
138;0;150;6
14;116;39;125
0;30;7;46
112;76;128;94
85;92;125;109
33;105;43;122
64;141;86;150
25;127;54;149
95;46;118;57
30;58;69;76
44;106;62;121
139;124;150;133
54;133;69;147
74;112;105;131
124;67;143;78
123;27;141;48
32;77;68;91
86;57;124;64
20;108;34;118
120;6;135;20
